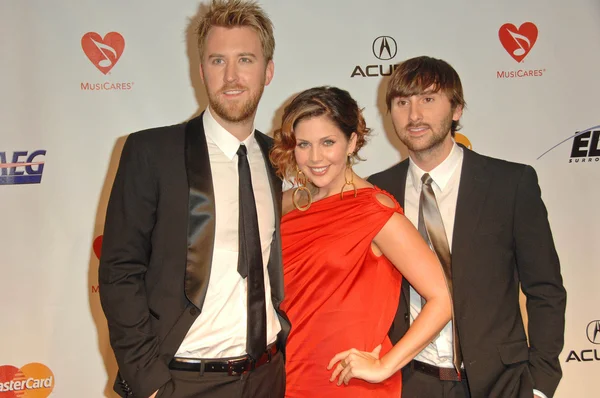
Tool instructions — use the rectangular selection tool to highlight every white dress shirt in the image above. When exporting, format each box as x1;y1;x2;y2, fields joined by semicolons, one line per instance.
405;142;463;368
175;108;281;358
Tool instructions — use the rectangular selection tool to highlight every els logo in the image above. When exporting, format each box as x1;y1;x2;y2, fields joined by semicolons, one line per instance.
81;32;125;75
537;125;600;164
0;150;46;185
0;363;54;397
499;22;538;63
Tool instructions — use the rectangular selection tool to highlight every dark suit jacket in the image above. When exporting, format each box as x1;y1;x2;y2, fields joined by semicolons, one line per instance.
98;114;289;398
368;146;566;398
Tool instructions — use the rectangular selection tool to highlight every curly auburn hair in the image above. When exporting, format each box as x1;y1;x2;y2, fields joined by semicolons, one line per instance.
270;86;371;180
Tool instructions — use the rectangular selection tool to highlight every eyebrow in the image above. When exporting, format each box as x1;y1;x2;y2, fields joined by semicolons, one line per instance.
207;52;258;58
296;135;336;142
396;90;438;99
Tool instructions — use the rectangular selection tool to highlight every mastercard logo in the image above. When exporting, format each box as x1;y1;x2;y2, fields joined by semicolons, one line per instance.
0;363;54;398
455;132;472;150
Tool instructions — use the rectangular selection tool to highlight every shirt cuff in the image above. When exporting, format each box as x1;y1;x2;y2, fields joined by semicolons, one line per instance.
534;389;548;398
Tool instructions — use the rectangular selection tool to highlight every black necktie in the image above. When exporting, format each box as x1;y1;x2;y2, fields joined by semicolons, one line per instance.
418;173;462;377
236;144;267;360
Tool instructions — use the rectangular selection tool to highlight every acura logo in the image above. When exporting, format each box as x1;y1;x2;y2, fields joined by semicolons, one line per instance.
372;36;397;60
587;320;600;344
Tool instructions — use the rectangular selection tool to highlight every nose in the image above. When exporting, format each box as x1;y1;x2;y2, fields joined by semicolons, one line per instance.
224;62;238;83
309;146;322;163
408;102;422;123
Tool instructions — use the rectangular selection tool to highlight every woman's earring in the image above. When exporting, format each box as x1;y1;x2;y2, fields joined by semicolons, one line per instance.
292;167;312;211
340;153;357;200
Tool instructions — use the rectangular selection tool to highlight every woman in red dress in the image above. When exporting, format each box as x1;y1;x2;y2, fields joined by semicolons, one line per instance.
270;86;451;397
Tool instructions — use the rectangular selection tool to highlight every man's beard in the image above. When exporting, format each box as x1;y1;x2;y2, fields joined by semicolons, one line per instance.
208;84;265;124
400;111;454;153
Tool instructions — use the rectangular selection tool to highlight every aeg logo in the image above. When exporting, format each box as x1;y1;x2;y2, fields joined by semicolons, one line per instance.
0;150;46;185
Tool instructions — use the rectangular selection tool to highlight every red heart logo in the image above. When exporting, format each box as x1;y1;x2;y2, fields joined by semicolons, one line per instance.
81;32;125;74
498;22;538;63
93;235;103;259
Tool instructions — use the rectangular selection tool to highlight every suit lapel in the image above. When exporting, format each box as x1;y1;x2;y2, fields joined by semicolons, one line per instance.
254;132;285;304
451;148;490;286
391;161;410;309
184;114;216;310
254;132;282;226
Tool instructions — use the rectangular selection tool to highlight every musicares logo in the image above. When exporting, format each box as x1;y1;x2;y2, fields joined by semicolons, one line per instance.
81;32;125;74
80;32;134;91
91;235;103;294
499;23;537;62
496;22;545;79
93;235;103;260
0;363;55;397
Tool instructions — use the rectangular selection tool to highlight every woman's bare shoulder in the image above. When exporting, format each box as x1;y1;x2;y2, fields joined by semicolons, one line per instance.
282;189;295;216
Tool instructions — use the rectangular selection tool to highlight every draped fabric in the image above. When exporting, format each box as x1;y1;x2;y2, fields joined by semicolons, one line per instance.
282;187;403;397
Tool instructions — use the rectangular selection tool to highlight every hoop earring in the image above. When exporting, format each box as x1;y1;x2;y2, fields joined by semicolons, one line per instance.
340;153;357;200
292;167;312;211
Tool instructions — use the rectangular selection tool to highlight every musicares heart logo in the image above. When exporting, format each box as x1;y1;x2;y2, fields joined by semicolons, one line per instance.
93;235;103;259
81;32;125;74
498;22;538;63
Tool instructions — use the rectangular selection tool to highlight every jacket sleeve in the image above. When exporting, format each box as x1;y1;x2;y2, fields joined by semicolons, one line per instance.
98;134;171;397
513;165;566;397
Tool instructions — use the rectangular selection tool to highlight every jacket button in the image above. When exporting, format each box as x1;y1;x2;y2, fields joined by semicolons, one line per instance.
190;307;198;316
404;313;409;321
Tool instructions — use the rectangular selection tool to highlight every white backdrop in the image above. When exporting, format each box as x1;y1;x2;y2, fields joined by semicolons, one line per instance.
1;0;598;396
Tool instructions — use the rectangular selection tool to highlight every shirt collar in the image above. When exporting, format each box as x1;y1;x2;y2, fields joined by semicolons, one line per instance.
203;107;257;160
408;140;463;192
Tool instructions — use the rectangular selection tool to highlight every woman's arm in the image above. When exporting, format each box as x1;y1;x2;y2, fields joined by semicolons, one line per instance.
328;196;451;385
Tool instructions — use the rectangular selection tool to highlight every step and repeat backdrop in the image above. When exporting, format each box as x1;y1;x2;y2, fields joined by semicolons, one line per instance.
1;0;598;396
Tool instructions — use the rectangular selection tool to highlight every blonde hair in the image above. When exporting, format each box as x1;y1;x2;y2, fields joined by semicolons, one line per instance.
196;0;275;61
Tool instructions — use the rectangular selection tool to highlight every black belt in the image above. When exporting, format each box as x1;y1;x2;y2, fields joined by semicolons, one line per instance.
169;342;278;376
410;360;466;382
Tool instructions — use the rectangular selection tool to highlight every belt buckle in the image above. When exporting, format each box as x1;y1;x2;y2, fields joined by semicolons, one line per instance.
227;357;252;376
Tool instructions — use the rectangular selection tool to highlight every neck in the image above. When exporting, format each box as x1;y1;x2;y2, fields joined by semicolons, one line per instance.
409;135;454;172
211;110;256;141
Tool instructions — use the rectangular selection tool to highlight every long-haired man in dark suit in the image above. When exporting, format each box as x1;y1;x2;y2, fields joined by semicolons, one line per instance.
99;1;288;397
369;56;566;398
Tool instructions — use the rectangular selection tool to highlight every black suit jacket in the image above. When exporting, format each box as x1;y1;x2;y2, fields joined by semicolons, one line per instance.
368;146;566;398
98;114;289;398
